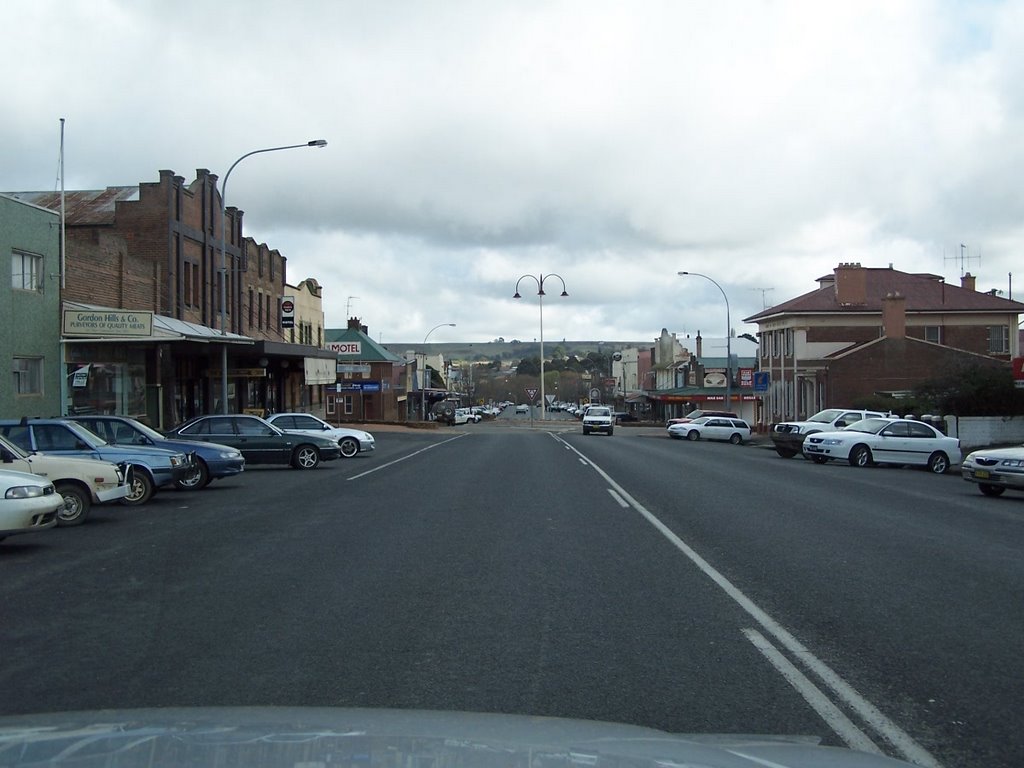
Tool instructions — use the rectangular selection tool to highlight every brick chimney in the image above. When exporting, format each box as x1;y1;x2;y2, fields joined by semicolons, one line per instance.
695;330;703;358
882;292;906;339
835;263;867;305
961;272;977;292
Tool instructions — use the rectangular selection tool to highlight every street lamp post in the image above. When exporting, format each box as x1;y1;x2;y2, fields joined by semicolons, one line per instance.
422;323;456;421
678;271;732;412
514;273;568;420
218;139;327;414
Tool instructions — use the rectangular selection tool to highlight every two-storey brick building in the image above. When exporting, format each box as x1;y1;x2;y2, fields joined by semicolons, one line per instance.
744;263;1024;424
8;169;335;427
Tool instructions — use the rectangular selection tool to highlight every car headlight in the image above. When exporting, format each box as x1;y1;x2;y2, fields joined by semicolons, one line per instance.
1003;459;1024;468
220;450;242;459
822;438;844;446
169;454;186;467
6;485;46;499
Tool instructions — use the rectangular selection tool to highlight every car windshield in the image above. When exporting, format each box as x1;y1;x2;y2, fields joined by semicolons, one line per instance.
807;409;845;423
122;418;166;442
64;421;108;445
0;433;30;459
841;418;893;434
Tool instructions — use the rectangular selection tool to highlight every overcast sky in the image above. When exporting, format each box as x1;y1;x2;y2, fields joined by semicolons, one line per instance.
4;0;1021;344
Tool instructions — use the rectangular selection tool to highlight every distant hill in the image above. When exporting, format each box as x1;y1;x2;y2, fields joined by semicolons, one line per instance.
379;340;652;362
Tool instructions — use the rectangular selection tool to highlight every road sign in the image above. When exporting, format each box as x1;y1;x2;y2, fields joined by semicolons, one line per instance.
546;394;555;404
525;387;538;400
753;372;770;393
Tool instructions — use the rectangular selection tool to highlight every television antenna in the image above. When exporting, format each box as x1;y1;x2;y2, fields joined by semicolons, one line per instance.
345;296;360;316
945;244;980;277
750;287;774;309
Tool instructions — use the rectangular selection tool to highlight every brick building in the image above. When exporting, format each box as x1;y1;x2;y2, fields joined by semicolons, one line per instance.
7;170;335;427
744;263;1024;424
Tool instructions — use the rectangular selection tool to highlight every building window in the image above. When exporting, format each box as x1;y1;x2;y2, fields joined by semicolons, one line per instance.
12;357;42;394
11;250;44;291
987;325;1009;354
924;326;941;344
344;395;353;415
257;293;264;330
290;327;295;343
248;288;254;328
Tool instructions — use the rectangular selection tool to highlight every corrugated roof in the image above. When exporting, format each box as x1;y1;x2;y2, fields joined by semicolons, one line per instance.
745;266;1024;322
4;187;139;225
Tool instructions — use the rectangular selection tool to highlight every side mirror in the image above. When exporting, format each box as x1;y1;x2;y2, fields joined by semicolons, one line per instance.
1;448;14;463
835;420;847;428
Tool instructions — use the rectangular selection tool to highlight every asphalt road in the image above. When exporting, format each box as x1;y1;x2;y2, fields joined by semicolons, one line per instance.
1;416;1021;768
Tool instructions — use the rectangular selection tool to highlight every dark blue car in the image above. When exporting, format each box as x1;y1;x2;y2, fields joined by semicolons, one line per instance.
71;415;245;490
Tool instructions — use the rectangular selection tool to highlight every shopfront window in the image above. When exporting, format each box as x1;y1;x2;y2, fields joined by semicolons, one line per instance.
66;347;147;417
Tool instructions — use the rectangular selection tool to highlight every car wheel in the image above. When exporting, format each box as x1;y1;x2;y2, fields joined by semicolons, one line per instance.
292;445;321;469
729;433;742;445
978;483;1005;497
810;455;829;465
338;437;359;458
849;445;873;468
54;482;91;526
608;428;614;436
583;427;590;435
122;469;154;506
774;447;798;458
926;452;950;474
686;430;699;441
175;458;209;490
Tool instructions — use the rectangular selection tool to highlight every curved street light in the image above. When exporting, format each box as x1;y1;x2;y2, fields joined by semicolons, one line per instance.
678;271;732;412
422;323;456;421
218;139;328;414
513;273;568;420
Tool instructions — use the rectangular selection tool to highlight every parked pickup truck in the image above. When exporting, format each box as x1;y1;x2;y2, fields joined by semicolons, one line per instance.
771;408;890;458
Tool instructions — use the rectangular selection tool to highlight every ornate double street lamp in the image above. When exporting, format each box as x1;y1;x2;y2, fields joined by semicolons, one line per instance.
678;271;732;411
513;273;568;420
422;323;456;420
218;139;328;414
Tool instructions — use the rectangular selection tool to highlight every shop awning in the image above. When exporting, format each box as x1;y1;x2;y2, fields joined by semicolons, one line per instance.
61;302;254;345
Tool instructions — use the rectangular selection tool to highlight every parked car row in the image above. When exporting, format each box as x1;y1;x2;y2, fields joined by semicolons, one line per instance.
0;413;376;540
666;412;967;479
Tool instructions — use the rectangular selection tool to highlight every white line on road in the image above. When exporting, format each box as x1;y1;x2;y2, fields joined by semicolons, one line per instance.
607;488;630;508
555;434;943;768
347;434;469;480
741;628;880;755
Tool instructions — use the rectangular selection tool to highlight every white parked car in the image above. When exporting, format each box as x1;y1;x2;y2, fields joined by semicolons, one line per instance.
960;445;1024;496
667;416;751;444
0;432;131;526
264;413;375;458
0;468;62;543
802;417;961;473
452;408;481;425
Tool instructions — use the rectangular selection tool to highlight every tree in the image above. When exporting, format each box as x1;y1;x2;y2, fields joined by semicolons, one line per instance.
914;361;1024;416
515;357;541;377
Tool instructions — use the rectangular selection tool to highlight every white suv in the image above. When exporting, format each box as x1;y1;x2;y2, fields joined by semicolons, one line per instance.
582;406;614;436
771;408;889;458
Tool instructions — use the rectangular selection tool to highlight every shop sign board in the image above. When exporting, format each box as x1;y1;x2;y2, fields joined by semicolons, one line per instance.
328;341;363;355
63;310;153;337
